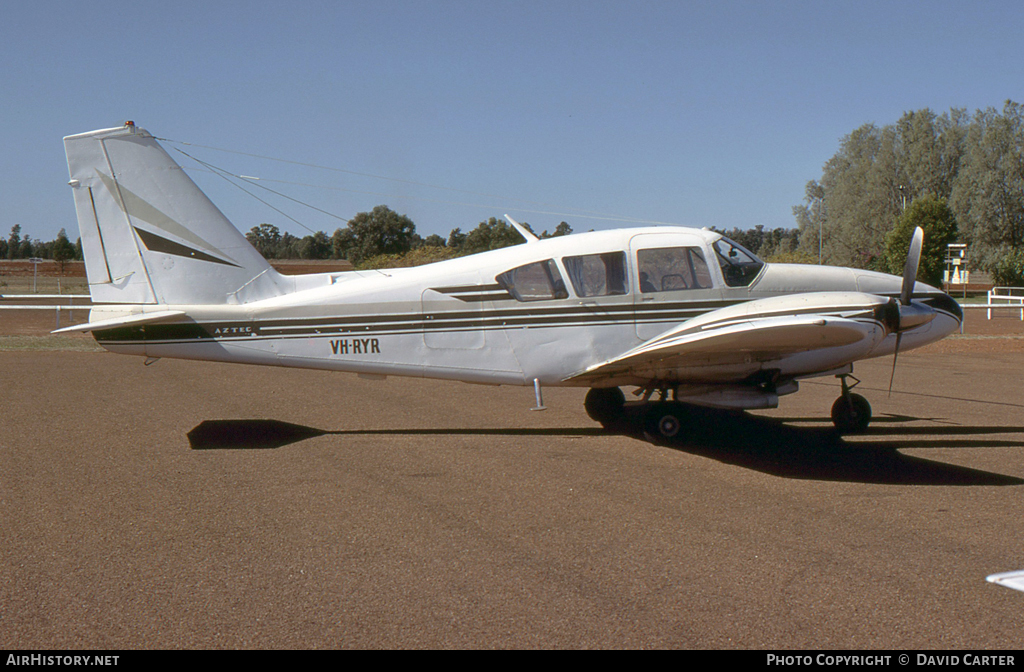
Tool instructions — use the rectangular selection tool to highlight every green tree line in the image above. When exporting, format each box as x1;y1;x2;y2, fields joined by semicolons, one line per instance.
2;225;80;265
245;207;575;269
246;207;808;270
5;213;806;274
2;212;570;272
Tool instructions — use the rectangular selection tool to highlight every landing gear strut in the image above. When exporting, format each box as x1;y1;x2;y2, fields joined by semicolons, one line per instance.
831;373;872;433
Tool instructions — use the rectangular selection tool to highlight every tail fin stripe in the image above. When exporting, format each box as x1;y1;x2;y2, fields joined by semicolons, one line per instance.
96;170;237;264
134;227;241;267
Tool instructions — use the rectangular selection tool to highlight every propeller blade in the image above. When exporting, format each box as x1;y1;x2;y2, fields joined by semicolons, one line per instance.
888;333;903;397
891;227;927;396
901;226;924;305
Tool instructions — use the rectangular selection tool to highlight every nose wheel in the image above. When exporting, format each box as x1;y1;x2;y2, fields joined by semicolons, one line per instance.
831;374;872;433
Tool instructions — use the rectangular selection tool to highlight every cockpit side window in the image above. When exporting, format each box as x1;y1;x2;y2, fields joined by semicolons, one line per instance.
497;259;569;302
562;252;628;297
712;237;765;287
636;247;714;293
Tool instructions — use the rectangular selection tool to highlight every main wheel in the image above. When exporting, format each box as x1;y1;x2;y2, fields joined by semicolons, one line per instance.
831;393;872;433
644;403;688;439
584;387;626;427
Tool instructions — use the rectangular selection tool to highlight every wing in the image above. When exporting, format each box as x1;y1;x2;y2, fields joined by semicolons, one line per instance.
566;292;892;386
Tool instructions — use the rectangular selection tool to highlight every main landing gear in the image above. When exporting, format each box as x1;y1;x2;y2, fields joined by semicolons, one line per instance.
830;374;872;434
584;387;627;427
585;375;874;439
584;386;694;439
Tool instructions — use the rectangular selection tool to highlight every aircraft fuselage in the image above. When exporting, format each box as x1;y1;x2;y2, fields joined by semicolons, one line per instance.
87;227;962;392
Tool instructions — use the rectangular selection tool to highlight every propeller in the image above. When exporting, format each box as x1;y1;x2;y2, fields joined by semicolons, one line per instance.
888;226;924;395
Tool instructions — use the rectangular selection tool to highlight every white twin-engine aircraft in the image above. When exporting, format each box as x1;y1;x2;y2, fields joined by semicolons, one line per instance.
59;123;962;436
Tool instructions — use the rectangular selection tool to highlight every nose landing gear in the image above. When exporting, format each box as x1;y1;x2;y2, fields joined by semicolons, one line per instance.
831;374;872;434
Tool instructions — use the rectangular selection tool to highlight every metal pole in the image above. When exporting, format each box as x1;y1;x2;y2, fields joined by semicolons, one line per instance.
818;199;826;265
818;200;823;264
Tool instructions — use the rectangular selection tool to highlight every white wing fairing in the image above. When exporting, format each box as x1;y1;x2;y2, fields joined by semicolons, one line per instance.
61;123;963;432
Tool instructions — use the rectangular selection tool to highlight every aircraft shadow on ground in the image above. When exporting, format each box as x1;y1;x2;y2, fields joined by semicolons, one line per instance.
187;412;1024;487
610;406;1024;486
186;420;604;451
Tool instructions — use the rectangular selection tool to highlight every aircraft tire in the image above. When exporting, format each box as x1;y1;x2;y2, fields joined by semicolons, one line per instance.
584;387;626;426
644;403;687;440
831;393;872;433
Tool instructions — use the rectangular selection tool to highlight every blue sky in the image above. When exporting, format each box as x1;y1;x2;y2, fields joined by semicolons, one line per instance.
2;0;1021;243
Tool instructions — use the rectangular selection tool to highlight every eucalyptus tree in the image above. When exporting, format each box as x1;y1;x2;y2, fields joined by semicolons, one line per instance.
949;101;1024;269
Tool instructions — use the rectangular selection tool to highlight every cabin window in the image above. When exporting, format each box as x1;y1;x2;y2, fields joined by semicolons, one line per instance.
563;252;628;297
497;259;569;302
636;247;713;293
713;237;764;287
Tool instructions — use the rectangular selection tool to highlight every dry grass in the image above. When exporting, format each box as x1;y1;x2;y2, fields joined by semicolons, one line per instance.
0;335;103;351
0;276;89;295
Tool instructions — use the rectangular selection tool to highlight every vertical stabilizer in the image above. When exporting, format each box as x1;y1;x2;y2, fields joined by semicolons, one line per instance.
64;123;286;305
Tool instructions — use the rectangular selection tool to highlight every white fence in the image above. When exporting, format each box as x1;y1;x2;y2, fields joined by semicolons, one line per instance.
986;287;1024;320
0;294;90;300
0;294;92;329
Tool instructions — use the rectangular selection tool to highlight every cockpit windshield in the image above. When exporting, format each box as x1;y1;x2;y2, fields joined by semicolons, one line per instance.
713;236;765;287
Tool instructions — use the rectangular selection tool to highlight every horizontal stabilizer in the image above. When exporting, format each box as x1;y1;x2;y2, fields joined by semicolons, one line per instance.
52;310;186;334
